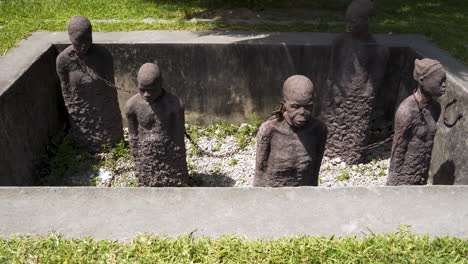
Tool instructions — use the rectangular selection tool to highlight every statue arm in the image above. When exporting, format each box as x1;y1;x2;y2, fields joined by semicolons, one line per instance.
255;123;271;180
56;56;70;93
389;104;414;171
313;123;328;185
173;98;186;150
125;103;139;150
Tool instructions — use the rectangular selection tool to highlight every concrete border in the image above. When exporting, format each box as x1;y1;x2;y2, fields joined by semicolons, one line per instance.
0;186;467;240
1;31;467;95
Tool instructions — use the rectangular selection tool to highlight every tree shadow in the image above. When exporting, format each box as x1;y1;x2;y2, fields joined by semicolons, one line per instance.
189;171;237;187
432;160;456;185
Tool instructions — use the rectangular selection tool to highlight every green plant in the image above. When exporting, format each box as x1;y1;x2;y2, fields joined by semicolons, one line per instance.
229;158;238;166
38;135;96;185
337;169;350;181
100;140;131;173
211;142;221;152
0;230;466;263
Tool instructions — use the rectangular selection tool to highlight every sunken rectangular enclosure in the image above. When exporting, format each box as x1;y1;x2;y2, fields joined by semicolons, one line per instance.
1;31;467;239
0;31;467;186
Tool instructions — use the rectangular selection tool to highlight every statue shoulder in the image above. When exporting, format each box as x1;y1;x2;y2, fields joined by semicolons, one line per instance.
125;93;143;114
56;46;76;68
395;96;419;124
257;119;278;138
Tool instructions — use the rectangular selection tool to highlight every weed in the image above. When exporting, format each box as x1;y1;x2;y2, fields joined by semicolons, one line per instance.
100;140;131;173
212;142;221;152
229;158;238;166
337;169;350;181
38;135;96;185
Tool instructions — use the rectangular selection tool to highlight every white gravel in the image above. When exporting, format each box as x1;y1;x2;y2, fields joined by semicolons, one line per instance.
65;125;391;187
185;132;390;187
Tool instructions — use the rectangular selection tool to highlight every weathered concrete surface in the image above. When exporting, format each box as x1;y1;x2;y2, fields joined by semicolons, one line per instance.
0;47;66;185
429;79;468;185
52;32;418;125
0;187;466;240
0;31;466;185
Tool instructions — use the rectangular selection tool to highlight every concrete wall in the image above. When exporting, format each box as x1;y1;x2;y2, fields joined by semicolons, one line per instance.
0;32;466;185
54;44;416;125
0;186;466;239
0;47;66;185
430;79;468;185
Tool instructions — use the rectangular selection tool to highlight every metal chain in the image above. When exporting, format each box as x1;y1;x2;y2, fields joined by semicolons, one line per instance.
71;50;134;94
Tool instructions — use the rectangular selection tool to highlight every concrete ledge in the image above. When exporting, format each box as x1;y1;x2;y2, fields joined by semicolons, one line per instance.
0;186;467;240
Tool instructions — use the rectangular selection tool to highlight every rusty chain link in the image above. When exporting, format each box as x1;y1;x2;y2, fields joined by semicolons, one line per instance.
71;50;134;94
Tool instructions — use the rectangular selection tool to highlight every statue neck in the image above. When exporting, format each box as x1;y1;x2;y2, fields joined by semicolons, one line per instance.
415;87;432;103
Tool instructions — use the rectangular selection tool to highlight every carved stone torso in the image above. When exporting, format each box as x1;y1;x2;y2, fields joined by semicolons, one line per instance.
387;96;440;185
322;34;389;164
56;45;123;152
254;118;327;187
125;93;188;187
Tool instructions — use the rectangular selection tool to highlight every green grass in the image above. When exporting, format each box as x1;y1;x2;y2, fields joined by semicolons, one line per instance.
0;0;467;64
0;230;466;263
37;135;97;185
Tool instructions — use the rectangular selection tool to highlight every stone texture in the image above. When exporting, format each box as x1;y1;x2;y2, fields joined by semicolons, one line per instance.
0;186;467;239
254;76;327;187
387;59;446;185
125;63;188;186
322;0;389;164
56;16;123;152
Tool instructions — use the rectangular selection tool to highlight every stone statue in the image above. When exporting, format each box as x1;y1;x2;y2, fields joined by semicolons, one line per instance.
56;16;123;152
125;63;189;187
254;75;328;187
387;59;446;185
322;0;389;164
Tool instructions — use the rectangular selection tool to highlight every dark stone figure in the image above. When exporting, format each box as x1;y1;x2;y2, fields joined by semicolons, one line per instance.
254;75;328;187
125;63;189;187
56;16;123;152
322;0;389;164
387;59;446;185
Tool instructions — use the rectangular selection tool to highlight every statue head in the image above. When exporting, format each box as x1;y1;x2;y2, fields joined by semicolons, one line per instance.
345;0;374;35
137;62;163;103
67;16;92;56
283;75;315;128
413;58;446;97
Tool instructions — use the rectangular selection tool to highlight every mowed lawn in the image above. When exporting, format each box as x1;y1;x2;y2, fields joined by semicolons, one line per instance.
0;0;467;64
1;230;467;263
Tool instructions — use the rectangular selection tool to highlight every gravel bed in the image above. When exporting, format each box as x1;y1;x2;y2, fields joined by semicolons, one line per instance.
62;125;391;187
184;133;390;187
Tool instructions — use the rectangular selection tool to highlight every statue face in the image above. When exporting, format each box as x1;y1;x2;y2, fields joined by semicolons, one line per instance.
345;13;370;34
420;69;447;97
139;79;162;103
284;95;314;128
69;29;92;55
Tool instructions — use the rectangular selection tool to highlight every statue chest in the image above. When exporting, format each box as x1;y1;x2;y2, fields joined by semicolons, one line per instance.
268;130;316;170
137;104;174;135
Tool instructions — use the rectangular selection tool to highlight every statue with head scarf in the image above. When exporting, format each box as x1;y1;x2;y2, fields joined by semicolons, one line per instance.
321;0;389;164
125;62;188;187
56;16;123;152
387;58;446;185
